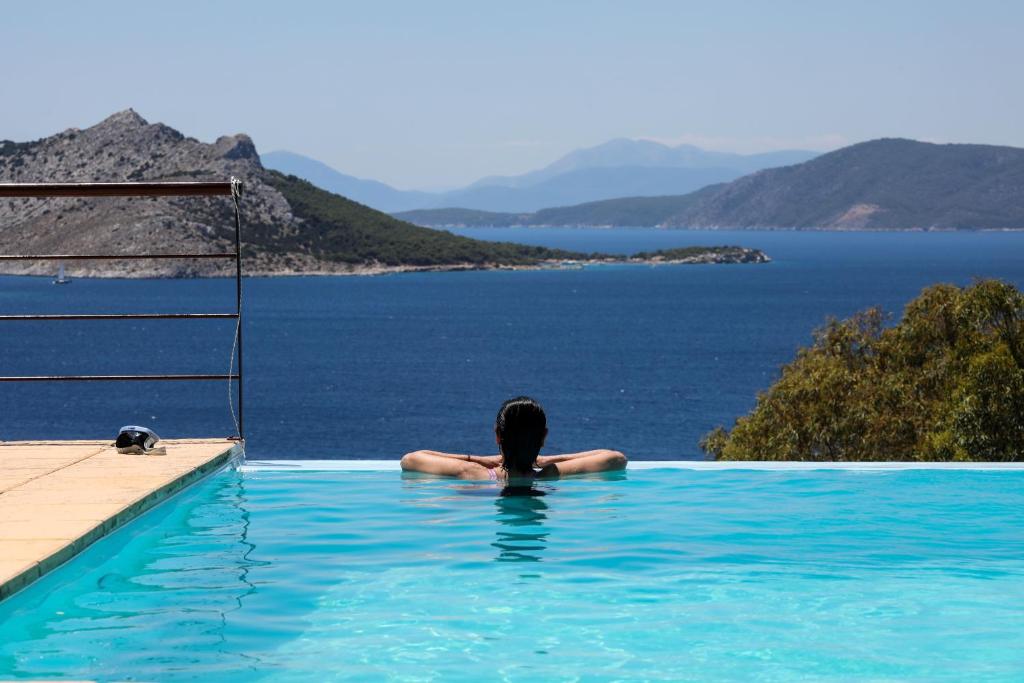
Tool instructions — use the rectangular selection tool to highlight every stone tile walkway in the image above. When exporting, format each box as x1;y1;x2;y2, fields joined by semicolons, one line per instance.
0;439;240;602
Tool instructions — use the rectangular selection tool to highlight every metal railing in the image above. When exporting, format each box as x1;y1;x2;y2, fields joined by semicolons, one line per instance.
0;180;245;440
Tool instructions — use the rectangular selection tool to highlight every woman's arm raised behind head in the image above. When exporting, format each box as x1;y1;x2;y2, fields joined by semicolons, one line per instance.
400;450;493;479
537;449;627;479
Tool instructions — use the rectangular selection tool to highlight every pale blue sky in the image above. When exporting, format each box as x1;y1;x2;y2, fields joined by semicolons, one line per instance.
4;1;1022;188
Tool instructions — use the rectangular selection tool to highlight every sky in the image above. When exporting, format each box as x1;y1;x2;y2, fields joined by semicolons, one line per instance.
4;0;1023;189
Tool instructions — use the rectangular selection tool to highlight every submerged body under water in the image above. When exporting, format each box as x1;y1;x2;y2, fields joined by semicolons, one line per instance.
0;228;1022;459
1;468;1023;681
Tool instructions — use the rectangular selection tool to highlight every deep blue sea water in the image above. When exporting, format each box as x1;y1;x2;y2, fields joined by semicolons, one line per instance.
1;228;1022;459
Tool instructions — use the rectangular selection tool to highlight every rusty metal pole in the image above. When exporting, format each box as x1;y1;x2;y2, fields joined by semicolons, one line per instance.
0;182;233;197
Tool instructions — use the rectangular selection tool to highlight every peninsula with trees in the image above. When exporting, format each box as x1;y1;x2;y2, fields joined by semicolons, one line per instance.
0;111;767;277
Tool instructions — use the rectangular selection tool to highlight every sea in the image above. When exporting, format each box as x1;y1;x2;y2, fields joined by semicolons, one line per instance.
1;228;1022;460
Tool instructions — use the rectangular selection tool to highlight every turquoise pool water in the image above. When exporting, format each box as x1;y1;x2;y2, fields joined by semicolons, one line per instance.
2;468;1023;681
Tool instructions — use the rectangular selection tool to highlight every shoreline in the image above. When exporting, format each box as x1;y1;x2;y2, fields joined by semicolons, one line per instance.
0;250;770;280
415;224;1024;232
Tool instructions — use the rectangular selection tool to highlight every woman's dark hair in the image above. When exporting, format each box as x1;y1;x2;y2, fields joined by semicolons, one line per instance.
496;396;547;473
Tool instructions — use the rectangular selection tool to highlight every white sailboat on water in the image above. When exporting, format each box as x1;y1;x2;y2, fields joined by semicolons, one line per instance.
53;262;71;285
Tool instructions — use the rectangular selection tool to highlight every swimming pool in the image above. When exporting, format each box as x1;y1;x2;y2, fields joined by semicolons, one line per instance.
2;466;1023;681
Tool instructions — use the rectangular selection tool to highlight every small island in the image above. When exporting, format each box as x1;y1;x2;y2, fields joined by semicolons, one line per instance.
626;245;769;264
539;246;769;271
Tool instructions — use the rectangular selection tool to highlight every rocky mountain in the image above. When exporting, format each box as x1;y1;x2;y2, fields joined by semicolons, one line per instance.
261;141;818;214
398;139;1024;230
0;111;580;276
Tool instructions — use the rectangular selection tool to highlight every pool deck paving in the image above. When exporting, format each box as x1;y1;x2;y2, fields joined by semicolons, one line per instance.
0;438;241;603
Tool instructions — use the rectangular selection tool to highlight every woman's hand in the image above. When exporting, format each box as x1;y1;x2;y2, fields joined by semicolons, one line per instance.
468;454;503;468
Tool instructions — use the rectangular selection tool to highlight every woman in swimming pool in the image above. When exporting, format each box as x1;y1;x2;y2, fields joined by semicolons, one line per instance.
400;396;627;481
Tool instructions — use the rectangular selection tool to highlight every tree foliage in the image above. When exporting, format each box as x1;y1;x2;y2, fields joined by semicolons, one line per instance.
267;172;583;266
701;280;1024;461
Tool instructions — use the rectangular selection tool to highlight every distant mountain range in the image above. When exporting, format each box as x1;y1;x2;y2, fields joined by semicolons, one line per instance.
261;140;818;213
466;138;817;189
396;139;1024;230
0;111;765;276
259;151;436;213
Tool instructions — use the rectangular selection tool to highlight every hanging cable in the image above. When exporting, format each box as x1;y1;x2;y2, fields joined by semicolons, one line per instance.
227;178;244;447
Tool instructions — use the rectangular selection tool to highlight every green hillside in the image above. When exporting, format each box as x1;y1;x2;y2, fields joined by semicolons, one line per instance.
267;173;582;266
529;187;718;226
664;139;1024;229
394;191;718;228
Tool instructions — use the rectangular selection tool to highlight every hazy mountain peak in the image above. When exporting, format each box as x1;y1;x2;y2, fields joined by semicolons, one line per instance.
468;139;820;195
594;137;667;152
263;137;821;213
260;150;435;213
543;138;683;176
